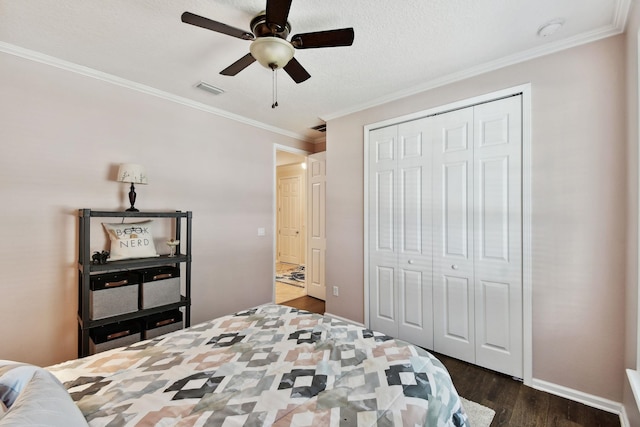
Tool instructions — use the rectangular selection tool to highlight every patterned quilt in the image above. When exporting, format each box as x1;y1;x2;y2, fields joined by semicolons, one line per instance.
48;305;470;426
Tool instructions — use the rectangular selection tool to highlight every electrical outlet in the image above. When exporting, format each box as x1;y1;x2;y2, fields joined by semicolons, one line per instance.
333;286;339;297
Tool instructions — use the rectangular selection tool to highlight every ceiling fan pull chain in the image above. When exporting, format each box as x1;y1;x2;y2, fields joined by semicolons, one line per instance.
271;66;279;108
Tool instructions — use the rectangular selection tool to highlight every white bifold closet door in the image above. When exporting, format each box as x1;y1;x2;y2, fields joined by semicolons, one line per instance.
368;118;434;350
368;95;522;378
431;96;522;377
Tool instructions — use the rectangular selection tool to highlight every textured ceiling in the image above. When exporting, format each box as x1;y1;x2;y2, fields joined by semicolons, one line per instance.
0;0;630;141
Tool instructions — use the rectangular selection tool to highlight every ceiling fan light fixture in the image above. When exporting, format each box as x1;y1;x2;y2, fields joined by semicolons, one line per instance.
250;37;294;69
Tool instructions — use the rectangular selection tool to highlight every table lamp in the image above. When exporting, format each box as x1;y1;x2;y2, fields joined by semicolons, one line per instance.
117;163;148;212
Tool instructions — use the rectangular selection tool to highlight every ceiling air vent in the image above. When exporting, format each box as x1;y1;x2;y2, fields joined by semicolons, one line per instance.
196;81;225;95
311;123;327;133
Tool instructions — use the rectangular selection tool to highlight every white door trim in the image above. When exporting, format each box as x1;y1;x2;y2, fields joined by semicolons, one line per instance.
363;83;533;386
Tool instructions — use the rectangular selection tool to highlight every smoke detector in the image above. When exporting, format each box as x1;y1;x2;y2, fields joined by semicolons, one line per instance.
537;19;565;38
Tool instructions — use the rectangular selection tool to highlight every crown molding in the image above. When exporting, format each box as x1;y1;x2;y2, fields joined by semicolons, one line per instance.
615;0;632;31
0;41;312;143
321;7;629;122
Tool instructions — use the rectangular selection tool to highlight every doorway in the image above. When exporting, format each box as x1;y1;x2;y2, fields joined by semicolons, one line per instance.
275;149;308;304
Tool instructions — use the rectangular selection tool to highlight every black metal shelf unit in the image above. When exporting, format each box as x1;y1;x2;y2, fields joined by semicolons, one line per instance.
77;209;192;357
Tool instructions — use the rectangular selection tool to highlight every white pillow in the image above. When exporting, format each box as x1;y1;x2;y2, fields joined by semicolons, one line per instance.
0;363;36;407
102;221;159;261
0;365;88;427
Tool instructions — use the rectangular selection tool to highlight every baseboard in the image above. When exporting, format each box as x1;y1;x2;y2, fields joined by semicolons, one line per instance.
323;312;365;328
531;378;625;422
620;405;631;427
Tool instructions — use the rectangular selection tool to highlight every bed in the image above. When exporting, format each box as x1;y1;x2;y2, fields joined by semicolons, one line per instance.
7;304;470;426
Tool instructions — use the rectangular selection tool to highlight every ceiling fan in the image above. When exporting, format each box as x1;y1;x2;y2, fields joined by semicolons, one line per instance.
181;0;355;84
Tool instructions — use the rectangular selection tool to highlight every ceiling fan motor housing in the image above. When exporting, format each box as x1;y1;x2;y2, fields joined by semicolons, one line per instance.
250;12;291;38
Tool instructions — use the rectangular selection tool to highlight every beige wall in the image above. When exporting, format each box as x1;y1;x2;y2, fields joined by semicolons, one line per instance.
0;51;312;367
326;36;627;401
625;0;640;423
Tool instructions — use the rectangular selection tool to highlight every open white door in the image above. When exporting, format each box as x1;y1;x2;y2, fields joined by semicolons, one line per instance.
306;152;326;300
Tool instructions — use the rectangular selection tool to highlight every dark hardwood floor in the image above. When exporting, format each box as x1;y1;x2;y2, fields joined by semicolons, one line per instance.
433;352;621;427
279;296;620;426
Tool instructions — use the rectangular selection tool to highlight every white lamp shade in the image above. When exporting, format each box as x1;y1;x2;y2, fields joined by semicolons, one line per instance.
249;37;295;69
117;163;148;184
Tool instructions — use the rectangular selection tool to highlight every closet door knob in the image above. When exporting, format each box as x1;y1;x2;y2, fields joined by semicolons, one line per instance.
451;264;458;270
408;259;415;264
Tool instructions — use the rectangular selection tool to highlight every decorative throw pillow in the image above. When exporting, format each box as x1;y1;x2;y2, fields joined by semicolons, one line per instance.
102;221;159;261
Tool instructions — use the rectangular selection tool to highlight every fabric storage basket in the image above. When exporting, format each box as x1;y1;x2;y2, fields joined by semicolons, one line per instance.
89;320;141;354
89;271;139;320
138;266;181;309
143;309;183;339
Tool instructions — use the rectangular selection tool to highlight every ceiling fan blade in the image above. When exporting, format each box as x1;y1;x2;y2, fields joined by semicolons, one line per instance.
220;53;256;76
181;12;254;40
291;28;355;49
283;58;311;84
266;0;293;32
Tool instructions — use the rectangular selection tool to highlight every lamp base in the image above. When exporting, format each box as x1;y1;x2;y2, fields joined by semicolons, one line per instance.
126;183;138;212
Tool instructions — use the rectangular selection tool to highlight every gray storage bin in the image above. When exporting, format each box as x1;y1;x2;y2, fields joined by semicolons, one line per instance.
89;271;139;320
89;320;141;354
143;309;183;339
139;266;181;309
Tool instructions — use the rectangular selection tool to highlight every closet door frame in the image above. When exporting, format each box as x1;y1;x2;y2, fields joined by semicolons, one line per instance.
363;83;533;386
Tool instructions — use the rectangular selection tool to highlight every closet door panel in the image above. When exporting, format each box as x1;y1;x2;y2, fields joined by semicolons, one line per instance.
444;276;470;338
400;269;424;327
431;107;475;360
369;126;399;337
477;157;509;261
376;169;395;252
479;280;510;349
375;266;396;320
474;96;522;378
397;119;433;349
443;162;470;257
401;166;423;254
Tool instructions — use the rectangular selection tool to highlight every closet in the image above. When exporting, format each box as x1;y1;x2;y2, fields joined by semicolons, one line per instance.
367;95;523;378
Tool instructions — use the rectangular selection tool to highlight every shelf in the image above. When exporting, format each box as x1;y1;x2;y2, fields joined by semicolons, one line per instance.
77;297;190;329
79;210;191;219
80;254;190;273
77;208;192;357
